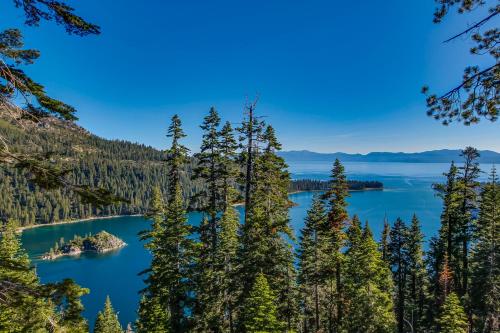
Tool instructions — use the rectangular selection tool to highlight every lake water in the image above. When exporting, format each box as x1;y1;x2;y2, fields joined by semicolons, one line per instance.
20;162;494;328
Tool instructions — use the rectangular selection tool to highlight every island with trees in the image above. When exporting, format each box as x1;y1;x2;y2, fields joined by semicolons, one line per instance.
41;231;126;260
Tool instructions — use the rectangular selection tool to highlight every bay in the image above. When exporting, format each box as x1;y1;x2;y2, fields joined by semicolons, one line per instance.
20;161;494;328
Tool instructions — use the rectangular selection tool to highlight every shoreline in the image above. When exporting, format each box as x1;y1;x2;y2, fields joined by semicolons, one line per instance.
17;214;142;233
18;188;383;232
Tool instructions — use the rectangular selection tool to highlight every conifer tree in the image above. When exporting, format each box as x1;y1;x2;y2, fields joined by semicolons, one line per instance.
388;217;408;333
405;214;427;332
343;219;396;332
321;158;349;332
237;125;297;330
456;147;480;297
216;121;240;332
241;273;285;333
0;219;89;332
193;107;223;253
193;115;240;332
380;215;390;264
470;167;499;332
436;292;468;333
298;195;328;332
137;115;193;333
94;296;123;333
433;162;461;296
136;188;170;332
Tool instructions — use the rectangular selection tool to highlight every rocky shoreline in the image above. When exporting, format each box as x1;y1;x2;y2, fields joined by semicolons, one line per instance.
41;231;127;260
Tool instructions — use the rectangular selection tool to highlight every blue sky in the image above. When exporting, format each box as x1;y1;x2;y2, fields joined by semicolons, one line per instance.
1;0;498;153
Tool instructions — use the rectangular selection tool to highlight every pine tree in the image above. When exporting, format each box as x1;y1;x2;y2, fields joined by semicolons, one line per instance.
0;219;89;332
217;204;240;332
136;115;194;333
94;296;123;333
242;273;285;333
388;217;408;333
193;107;223;253
192;107;224;332
380;215;390;264
343;220;396;332
470;167;499;332
456;147;480;297
433;162;461;294
436;293;468;333
136;188;170;332
298;195;328;332
237;124;297;330
216;120;240;332
321;158;349;332
405;214;427;332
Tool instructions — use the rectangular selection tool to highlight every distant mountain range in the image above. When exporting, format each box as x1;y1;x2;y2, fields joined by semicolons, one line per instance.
278;149;500;163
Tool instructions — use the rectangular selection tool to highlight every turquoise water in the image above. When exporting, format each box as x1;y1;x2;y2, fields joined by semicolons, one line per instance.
20;162;494;328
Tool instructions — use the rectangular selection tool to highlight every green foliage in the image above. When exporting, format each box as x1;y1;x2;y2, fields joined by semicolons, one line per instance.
0;219;89;332
297;195;328;332
237;125;298;330
423;0;498;125
343;221;396;332
0;117;203;226
242;273;285;333
436;292;468;333
470;166;499;332
94;296;123;333
137;115;194;333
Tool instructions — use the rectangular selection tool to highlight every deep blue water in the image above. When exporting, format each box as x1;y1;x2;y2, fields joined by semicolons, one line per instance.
20;162;494;328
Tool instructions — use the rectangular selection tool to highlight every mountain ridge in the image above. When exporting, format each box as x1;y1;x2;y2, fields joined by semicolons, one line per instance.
278;149;500;163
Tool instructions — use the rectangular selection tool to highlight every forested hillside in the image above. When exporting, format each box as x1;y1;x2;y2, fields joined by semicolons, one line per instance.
0;115;203;226
0;115;385;227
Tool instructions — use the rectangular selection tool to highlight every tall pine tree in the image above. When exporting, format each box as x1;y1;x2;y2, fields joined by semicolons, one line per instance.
137;115;194;333
322;158;349;332
343;219;396;332
94;296;123;333
241;273;285;333
388;217;408;333
298;195;328;332
470;166;499;332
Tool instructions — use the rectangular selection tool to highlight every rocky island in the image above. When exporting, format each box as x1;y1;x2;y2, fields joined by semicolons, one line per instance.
41;231;126;260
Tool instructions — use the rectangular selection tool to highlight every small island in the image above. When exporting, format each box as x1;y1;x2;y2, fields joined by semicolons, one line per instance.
289;179;383;192
41;231;126;260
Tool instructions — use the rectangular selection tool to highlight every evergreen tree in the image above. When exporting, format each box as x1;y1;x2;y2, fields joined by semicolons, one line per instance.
456;147;480;298
343;219;396;332
297;195;328;332
405;214;427;332
94;296;123;333
436;292;468;333
136;115;194;333
388;217;408;333
470;167;499;332
241;273;285;333
237;125;297;330
380;215;390;264
321;158;349;332
433;162;461;295
193;106;223;253
0;219;89;332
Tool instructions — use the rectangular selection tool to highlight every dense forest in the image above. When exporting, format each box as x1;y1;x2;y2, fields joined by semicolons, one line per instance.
290;179;383;192
0;116;383;226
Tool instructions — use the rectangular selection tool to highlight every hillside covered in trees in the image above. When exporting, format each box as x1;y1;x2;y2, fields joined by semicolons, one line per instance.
0;113;204;226
0;114;384;227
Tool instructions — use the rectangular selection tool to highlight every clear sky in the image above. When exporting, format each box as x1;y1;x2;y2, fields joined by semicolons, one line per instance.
1;0;499;153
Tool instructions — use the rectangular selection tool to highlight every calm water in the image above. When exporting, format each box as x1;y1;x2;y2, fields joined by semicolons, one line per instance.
20;162;494;328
